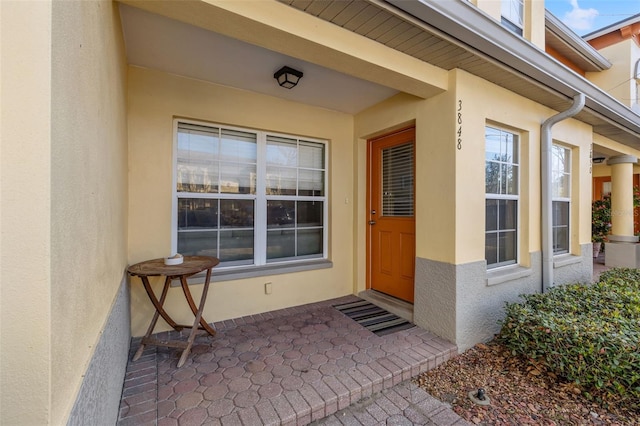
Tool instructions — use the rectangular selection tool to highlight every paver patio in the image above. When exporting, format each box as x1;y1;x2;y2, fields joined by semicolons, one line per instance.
118;295;468;425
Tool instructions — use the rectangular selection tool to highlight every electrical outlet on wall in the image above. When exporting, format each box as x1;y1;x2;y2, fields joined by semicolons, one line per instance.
264;282;272;295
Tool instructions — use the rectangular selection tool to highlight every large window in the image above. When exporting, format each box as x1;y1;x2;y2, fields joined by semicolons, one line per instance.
501;0;523;36
174;121;327;268
552;144;571;254
485;126;519;269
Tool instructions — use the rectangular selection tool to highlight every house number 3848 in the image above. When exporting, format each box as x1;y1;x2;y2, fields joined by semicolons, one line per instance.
457;100;463;150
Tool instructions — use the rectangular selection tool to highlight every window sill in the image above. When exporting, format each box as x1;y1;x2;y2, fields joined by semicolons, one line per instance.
171;259;333;285
486;265;533;286
553;254;582;268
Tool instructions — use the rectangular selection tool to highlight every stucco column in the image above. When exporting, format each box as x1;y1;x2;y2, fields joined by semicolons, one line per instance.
605;155;640;268
607;155;638;242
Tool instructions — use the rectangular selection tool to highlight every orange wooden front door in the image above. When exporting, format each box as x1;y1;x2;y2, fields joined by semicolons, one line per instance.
367;128;416;303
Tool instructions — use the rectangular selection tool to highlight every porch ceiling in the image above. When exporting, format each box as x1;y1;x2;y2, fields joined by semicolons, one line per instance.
278;0;640;149
119;4;398;114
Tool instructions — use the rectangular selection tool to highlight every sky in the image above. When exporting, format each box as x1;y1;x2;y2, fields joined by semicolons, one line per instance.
545;0;640;36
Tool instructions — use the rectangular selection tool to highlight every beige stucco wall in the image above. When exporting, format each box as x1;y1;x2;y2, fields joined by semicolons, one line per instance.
353;67;595;297
592;134;640;182
587;40;635;108
1;1;128;424
454;69;593;263
50;1;129;424
473;0;544;48
128;67;355;336
1;2;53;424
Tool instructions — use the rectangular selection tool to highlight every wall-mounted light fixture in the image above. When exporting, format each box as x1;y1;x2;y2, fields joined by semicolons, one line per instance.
592;157;606;164
274;66;303;89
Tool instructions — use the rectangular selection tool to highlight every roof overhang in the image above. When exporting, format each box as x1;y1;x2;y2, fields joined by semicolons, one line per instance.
584;12;640;41
381;0;640;148
544;10;611;72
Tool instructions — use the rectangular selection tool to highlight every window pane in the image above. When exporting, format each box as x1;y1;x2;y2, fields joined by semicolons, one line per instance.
267;200;295;229
219;230;254;263
297;229;323;256
177;128;219;193
298;169;325;196
178;127;219;155
267;230;295;260
485;162;500;194
178;198;218;229
501;0;523;26
219;129;257;163
499;200;517;230
178;230;217;257
266;136;297;167
553;201;570;254
220;199;254;228
498;230;517;264
485;127;502;161
502;132;515;163
508;165;519;195
177;165;219;193
486;199;498;232
553;201;569;226
299;140;325;169
552;145;570;198
557;174;570;198
297;201;323;227
175;122;327;267
382;142;413;216
501;17;523;35
485;232;498;266
553;226;569;254
220;162;256;194
266;166;297;195
501;165;519;195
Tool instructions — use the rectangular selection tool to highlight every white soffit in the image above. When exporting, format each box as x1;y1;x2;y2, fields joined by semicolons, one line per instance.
119;4;398;114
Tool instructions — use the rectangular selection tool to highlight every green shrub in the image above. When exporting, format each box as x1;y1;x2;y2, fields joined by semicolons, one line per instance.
499;268;640;410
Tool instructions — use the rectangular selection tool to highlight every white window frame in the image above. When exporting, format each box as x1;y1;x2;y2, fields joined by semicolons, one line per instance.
485;125;521;270
501;0;524;36
551;144;571;255
171;119;329;271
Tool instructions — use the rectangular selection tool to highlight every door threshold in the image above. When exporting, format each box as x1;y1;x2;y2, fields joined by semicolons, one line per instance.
357;290;414;323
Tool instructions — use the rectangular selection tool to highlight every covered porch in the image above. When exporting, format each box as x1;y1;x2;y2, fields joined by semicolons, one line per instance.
592;141;640;269
117;295;462;425
116;249;609;426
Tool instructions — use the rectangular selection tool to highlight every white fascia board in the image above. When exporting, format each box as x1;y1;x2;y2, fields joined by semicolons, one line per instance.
583;12;640;41
544;10;611;71
384;0;640;140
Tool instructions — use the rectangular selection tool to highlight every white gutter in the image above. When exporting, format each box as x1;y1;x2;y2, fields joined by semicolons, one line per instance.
545;10;612;71
383;0;640;144
541;94;585;292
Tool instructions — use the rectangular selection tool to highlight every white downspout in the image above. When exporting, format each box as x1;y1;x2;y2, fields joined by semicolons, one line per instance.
541;94;585;293
634;59;640;111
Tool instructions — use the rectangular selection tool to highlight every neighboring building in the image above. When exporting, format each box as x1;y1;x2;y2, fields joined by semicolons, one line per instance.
581;13;640;265
2;0;639;424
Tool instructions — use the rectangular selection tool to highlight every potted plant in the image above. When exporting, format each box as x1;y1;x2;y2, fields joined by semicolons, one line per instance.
592;196;611;257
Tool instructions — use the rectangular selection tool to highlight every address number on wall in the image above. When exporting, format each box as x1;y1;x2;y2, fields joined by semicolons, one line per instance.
457;100;463;150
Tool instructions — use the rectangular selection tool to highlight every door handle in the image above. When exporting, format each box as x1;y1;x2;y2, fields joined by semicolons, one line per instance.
369;220;376;225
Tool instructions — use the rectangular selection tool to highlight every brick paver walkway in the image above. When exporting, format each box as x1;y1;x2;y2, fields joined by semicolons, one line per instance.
118;295;468;425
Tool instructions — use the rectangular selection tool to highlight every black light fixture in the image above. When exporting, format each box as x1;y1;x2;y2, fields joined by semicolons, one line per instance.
274;66;303;89
593;157;606;164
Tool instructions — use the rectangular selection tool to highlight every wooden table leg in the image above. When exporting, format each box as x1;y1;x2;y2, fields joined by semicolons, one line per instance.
179;268;216;336
177;268;214;367
133;276;179;361
141;276;182;330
